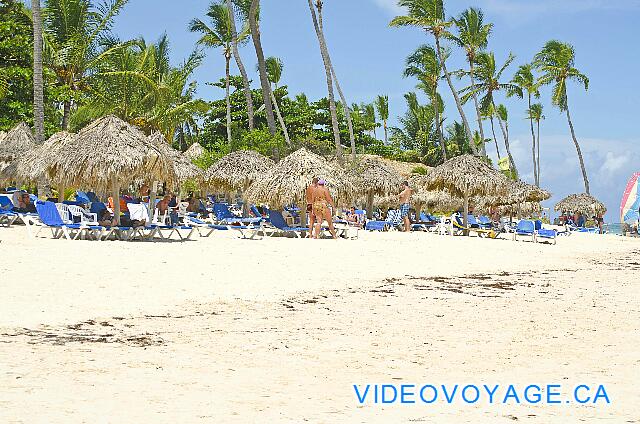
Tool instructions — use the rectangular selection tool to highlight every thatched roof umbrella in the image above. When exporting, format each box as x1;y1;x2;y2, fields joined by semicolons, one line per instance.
554;193;606;217
0;122;36;162
5;131;76;199
149;132;202;186
413;190;462;213
245;148;355;218
47;115;175;224
0;123;37;184
205;150;274;216
183;142;206;161
424;154;509;230
475;180;551;218
349;157;403;218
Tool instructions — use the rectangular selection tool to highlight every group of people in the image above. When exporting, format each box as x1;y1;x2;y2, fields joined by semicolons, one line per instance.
304;178;415;238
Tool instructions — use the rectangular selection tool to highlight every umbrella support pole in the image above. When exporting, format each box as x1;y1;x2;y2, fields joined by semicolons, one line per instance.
148;181;158;223
112;178;121;226
366;192;374;220
58;184;65;202
463;195;469;236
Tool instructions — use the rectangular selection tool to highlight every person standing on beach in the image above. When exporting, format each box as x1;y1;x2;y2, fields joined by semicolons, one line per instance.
306;177;319;235
311;179;337;239
399;181;413;232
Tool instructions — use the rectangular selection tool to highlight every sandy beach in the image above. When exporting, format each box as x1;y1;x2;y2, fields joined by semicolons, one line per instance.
1;227;639;423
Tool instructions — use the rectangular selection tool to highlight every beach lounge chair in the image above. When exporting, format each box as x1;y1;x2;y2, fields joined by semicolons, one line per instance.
0;196;19;227
366;209;402;231
534;220;557;245
513;219;536;242
25;201;104;240
129;203;195;242
213;203;262;226
183;215;228;237
268;210;308;238
452;214;499;238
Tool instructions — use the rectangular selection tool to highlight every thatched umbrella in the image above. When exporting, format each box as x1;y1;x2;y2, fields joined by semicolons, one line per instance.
475;180;551;218
555;193;606;217
149;133;202;185
349;157;403;219
47;115;175;224
0;123;37;185
183;142;206;161
245;148;355;222
413;190;462;214
7;131;76;198
424;154;509;230
205;150;274;215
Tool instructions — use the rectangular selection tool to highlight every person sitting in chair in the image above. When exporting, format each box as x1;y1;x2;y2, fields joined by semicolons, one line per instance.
14;193;36;213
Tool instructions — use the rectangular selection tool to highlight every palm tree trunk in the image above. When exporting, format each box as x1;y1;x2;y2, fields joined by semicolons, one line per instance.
469;60;486;156
330;67;356;161
249;0;277;136
226;0;254;131
316;1;355;161
489;116;501;159
435;35;475;155
270;89;290;145
383;120;388;144
565;104;590;194
31;0;44;144
62;100;71;131
432;96;446;162
492;101;518;179
224;53;232;145
536;119;541;186
307;0;342;161
528;95;537;186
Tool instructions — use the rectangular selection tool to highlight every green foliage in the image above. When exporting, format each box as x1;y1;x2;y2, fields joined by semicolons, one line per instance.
0;0;58;133
412;166;428;175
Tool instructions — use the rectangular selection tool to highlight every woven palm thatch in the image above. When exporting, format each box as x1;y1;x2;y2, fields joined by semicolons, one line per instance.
245;148;355;209
477;180;551;209
0;122;36;162
48;115;176;191
413;190;462;212
149;132;202;184
9;131;76;183
425;154;509;230
554;193;606;216
183;142;206;161
349;157;403;219
205;150;274;192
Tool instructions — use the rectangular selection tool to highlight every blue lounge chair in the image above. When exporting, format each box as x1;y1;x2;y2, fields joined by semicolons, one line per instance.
534;220;557;244
513;220;536;242
0;196;19;226
183;215;228;237
213;203;262;225
268;210;308;237
366;209;402;231
28;201;104;240
452;214;499;238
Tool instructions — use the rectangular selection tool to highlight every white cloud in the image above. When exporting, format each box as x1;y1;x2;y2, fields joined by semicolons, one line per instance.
371;0;405;16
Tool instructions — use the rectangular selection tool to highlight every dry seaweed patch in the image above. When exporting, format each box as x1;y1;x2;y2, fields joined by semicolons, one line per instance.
2;320;164;347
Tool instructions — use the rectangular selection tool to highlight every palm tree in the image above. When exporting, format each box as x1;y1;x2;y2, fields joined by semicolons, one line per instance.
495;104;517;178
189;2;249;145
314;1;356;161
390;0;477;155
306;0;342;161
527;103;545;185
226;0;254;130
262;56;290;145
534;40;590;193
482;103;500;159
450;7;492;156
404;44;447;161
462;51;520;174
43;0;128;130
31;0;44;143
248;0;277;136
375;95;389;144
510;63;540;186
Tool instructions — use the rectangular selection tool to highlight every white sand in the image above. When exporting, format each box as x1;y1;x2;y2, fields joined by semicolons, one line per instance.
0;226;638;423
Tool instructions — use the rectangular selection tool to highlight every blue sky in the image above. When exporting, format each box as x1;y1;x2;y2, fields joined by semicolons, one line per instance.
109;0;640;220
